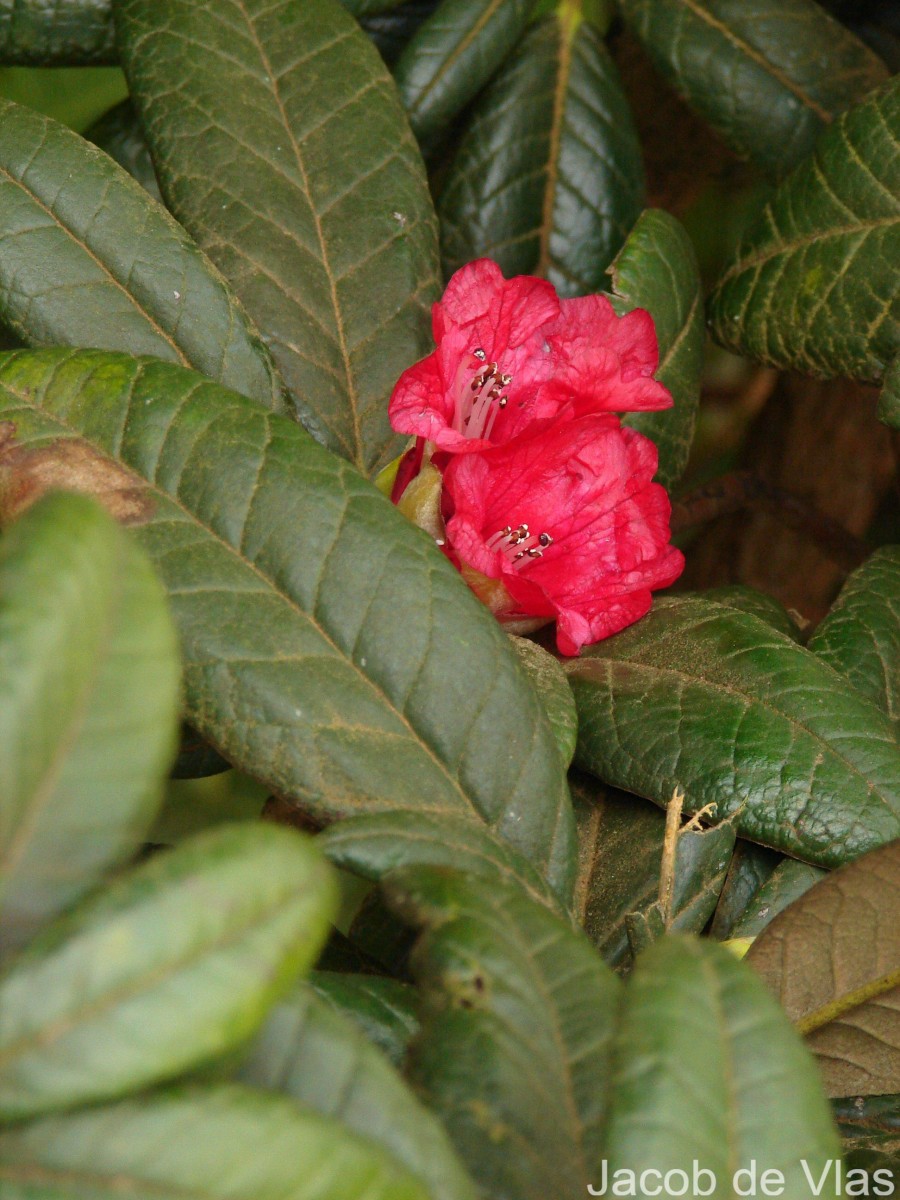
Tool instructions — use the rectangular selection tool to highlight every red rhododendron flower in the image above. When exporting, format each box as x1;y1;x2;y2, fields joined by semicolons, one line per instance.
441;416;684;655
386;260;684;654
389;258;672;454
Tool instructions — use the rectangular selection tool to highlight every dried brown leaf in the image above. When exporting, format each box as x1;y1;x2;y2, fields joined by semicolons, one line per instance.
748;840;900;1097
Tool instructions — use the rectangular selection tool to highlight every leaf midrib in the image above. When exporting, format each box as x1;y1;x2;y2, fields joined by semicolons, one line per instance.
0;872;307;1071
716;214;900;288
0;135;190;368
535;15;574;279
663;0;832;123
0;532;125;890
567;638;900;815
1;374;544;867
407;0;509;117
231;1;364;468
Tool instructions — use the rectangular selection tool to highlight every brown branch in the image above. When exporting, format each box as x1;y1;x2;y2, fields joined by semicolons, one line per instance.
672;470;870;571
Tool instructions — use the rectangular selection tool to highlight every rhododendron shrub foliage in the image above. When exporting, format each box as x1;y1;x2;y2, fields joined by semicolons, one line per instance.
388;260;684;654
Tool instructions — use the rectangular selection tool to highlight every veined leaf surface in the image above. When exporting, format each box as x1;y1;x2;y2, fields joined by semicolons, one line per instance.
708;78;900;384
0;96;281;409
564;596;900;868
0;348;575;900
618;0;888;175
116;0;440;473
0;492;179;953
0;1084;429;1199
0;824;335;1120
439;13;644;296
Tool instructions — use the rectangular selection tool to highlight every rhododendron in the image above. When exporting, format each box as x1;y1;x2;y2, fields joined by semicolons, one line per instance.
389;258;672;454
387;260;684;655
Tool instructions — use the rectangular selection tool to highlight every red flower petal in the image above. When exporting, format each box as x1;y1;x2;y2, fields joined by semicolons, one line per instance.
433;259;560;350
539;294;673;416
442;416;684;654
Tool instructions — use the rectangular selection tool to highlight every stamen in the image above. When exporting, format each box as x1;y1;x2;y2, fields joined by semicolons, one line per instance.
487;524;553;570
452;352;515;438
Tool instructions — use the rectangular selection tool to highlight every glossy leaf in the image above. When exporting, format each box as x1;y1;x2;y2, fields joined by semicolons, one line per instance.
309;969;419;1066
618;0;888;176
0;1084;429;1199
0;0;116;65
0;493;179;954
710;840;782;940
604;935;843;1188
571;773;734;968
85;98;162;201
564;596;900;867
0;349;575;899
320;810;563;913
361;0;442;67
708;78;900;384
394;0;532;148
0;97;282;409
0;823;335;1120
748;840;900;1097
117;0;440;474
729;857;826;939
809;547;900;728
387;865;621;1200
609;208;703;488
510;635;577;767
238;984;476;1200
439;13;644;297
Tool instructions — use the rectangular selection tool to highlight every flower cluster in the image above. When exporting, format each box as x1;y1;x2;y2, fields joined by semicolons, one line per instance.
387;260;684;656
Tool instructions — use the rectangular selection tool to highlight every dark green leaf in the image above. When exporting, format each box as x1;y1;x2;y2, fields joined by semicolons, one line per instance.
609;208;703;488
808;547;900;728
0;349;575;899
386;865;621;1200
695;584;802;641
708;78;900;384
170;724;231;780
604;935;843;1186
394;0;532;148
571;773;734;969
0;492;179;954
710;840;782;940
748;839;900;1098
730;856;826;939
309;969;419;1066
320;811;563;913
510;635;577;767
439;13;644;296
0;1084;430;1199
0;824;335;1120
85;98;162;201
343;0;409;15
564;596;900;867
0;0;116;65
361;0;441;67
116;0;440;474
238;985;475;1200
0;97;282;409
349;891;418;975
618;0;888;176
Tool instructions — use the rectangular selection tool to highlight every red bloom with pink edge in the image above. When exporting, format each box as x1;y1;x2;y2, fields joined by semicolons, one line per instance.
389;258;672;454
386;259;684;655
